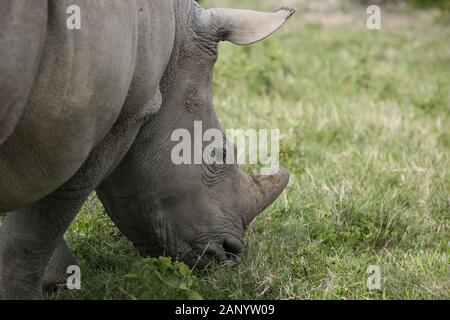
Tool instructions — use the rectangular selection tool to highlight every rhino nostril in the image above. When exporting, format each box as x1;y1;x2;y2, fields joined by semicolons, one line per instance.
223;238;245;255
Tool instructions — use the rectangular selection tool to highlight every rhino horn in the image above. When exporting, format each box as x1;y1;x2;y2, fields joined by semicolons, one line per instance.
242;167;290;226
207;7;295;45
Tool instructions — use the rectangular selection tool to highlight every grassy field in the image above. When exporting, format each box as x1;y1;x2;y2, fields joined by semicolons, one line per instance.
48;0;449;300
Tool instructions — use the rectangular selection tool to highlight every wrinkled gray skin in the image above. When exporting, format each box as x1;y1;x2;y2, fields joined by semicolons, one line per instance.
0;0;292;299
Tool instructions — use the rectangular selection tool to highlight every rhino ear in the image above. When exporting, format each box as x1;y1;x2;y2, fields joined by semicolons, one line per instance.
208;8;295;45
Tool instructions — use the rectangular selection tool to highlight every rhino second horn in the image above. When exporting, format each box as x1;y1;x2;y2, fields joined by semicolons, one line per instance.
243;167;290;226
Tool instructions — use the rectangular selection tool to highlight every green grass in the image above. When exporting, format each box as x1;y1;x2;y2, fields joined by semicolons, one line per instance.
47;0;449;300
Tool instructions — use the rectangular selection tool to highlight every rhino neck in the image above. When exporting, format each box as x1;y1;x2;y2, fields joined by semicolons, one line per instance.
153;0;221;132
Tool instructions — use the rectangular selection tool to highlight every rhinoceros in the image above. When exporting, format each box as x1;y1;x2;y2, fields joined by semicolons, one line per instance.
0;0;293;299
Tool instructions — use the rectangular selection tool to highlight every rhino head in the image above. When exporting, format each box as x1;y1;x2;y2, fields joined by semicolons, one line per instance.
97;1;293;268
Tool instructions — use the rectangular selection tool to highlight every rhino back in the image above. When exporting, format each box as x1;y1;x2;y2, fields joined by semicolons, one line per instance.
0;0;175;212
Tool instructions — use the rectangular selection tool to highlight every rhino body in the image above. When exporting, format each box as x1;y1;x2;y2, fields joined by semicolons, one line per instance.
0;0;174;210
0;0;292;299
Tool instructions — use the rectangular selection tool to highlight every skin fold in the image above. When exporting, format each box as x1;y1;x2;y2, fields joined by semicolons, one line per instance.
0;0;293;299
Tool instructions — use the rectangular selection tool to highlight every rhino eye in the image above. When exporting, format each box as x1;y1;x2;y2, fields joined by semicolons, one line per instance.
201;147;233;185
212;147;227;164
201;162;232;186
204;147;225;167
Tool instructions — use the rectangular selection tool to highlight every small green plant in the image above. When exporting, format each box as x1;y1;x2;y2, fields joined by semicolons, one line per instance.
123;257;203;300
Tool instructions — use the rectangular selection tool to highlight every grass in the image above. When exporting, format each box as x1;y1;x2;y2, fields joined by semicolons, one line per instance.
46;0;449;299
